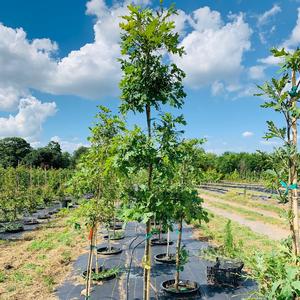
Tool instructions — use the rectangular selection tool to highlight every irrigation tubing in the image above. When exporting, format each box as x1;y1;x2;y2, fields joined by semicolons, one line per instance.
126;231;148;300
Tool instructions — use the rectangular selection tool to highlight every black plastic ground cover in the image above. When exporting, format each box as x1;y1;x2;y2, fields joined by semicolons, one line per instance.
56;222;256;300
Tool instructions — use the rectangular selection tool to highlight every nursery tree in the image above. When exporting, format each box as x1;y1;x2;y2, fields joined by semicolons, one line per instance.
119;4;186;299
256;48;300;256
69;106;125;299
171;139;208;290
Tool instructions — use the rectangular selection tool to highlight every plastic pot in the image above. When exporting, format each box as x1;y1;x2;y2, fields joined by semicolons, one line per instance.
82;267;117;282
109;224;123;230
161;279;200;295
23;219;40;225
155;253;176;264
151;238;173;246
97;246;122;255
103;234;125;241
4;223;24;233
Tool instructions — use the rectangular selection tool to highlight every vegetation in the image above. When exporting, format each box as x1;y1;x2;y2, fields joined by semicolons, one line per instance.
0;137;87;169
256;48;300;256
0;166;72;223
118;3;186;299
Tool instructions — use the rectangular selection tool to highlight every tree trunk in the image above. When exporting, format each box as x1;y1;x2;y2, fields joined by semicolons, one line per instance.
86;227;94;299
107;227;111;252
166;228;170;258
94;227;99;274
143;103;152;300
175;218;183;291
159;221;162;240
291;70;300;256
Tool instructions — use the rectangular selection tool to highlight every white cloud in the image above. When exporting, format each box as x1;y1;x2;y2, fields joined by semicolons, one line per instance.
170;9;189;36
172;8;252;90
257;4;281;27
0;24;57;109
50;136;89;153
283;8;300;48
242;131;254;137
211;81;225;96
248;65;266;80
0;97;57;141
257;8;300;67
189;7;222;32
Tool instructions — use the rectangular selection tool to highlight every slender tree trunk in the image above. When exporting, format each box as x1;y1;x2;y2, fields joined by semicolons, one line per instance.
175;218;183;291
107;227;111;252
291;70;300;256
166;228;170;258
143;103;152;300
159;221;162;240
86;227;94;299
93;225;99;275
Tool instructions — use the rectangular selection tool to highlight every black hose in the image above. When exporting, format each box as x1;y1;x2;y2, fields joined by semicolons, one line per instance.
126;234;147;300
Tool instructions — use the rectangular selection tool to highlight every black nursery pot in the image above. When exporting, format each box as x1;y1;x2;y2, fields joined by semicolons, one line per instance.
109;224;123;230
37;214;51;220
97;246;122;255
82;267;116;282
23;219;40;225
155;253;176;264
103;234;125;241
5;224;24;233
151;238;173;246
161;279;200;295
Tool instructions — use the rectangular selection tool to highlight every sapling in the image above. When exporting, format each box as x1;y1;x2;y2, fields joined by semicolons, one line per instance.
171;140;209;291
119;3;186;299
256;48;300;256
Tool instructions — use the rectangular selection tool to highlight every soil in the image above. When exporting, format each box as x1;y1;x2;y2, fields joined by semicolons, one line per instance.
0;216;88;300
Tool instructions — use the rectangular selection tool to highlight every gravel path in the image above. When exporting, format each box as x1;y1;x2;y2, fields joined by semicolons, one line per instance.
201;196;289;241
201;194;283;221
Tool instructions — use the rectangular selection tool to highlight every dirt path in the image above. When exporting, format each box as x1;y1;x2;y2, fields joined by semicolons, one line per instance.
201;197;289;241
201;193;283;221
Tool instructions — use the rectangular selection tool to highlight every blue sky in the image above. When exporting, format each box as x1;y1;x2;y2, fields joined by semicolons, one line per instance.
0;0;299;153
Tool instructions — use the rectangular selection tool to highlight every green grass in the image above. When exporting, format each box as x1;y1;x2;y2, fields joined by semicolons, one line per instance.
42;275;55;291
27;229;77;251
207;200;287;227
201;189;285;215
0;271;6;283
10;271;32;286
196;211;278;261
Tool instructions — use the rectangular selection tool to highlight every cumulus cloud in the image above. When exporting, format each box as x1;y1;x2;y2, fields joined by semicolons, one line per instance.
242;131;254;137
257;4;281;27
248;65;266;80
172;7;252;90
0;24;57;109
0;97;57;141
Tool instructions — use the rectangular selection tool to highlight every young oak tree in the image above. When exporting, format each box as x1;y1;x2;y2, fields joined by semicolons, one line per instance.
118;3;186;299
256;48;300;256
171;139;209;291
69;106;125;299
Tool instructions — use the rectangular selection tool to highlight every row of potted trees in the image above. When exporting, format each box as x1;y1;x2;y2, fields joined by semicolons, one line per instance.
0;166;72;232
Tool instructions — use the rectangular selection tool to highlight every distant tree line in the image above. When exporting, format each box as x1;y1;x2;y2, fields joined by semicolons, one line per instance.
0;137;273;181
193;149;273;182
0;137;88;169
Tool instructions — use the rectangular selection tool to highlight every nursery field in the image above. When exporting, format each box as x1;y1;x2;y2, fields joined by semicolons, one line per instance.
0;206;259;300
1;1;300;300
